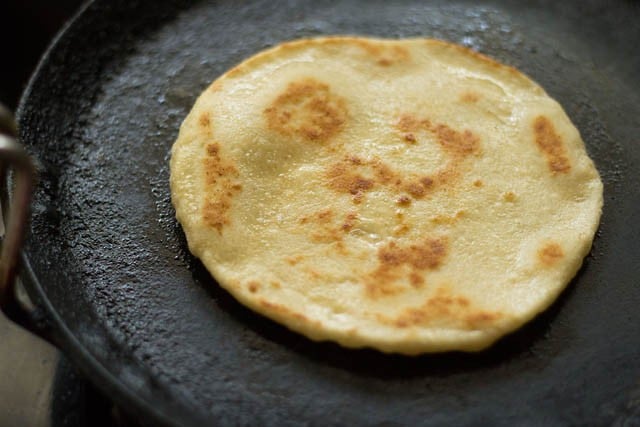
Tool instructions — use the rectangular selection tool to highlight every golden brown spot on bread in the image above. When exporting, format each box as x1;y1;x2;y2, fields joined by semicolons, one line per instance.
199;112;211;128
248;282;260;293
264;78;347;143
460;92;480;103
473;179;483;187
206;143;219;156
316;209;333;223
403;133;417;144
201;143;241;233
258;299;313;324
353;40;410;66
376;47;411;66
203;143;239;185
378;238;447;270
533;116;571;174
538;242;564;267
396;114;480;157
347;155;364;165
393;114;481;200
430;211;466;225
404;176;434;199
325;155;432;203
365;238;448;298
325;161;374;201
397;195;411;206
409;272;425;288
323;117;480;204
397;114;424;133
341;212;358;232
258;299;320;327
305;267;322;279
432;124;480;156
270;281;281;289
202;200;230;233
465;312;500;329
503;191;517;202
371;159;397;185
389;288;499;329
303;210;359;243
285;255;304;266
393;224;411;237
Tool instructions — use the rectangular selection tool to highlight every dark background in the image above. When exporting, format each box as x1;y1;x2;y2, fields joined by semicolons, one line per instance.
1;0;84;111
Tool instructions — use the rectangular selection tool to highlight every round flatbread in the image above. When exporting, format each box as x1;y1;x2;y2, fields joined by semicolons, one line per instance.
170;37;603;354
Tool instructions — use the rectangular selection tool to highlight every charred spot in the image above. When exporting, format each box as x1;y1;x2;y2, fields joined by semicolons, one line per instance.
264;78;348;143
533;116;571;174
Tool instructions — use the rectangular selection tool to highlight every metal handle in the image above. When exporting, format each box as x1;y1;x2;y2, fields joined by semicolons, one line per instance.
0;104;36;311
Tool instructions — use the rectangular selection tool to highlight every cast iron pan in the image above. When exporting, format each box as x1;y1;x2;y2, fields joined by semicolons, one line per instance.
15;0;640;425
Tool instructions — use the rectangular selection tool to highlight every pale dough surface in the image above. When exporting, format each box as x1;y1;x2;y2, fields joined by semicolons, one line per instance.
170;37;603;354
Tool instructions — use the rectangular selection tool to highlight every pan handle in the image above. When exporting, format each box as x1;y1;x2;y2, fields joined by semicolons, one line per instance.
0;103;36;311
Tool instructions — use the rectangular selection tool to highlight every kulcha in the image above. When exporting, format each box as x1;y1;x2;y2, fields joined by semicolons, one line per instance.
170;37;603;354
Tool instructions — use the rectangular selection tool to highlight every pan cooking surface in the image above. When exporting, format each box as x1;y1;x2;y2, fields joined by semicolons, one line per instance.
18;0;640;425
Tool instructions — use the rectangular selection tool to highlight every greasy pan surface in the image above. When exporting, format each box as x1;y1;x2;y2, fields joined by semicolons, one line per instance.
17;0;640;425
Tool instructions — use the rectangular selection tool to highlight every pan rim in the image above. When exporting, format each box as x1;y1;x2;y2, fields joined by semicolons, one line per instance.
15;1;193;426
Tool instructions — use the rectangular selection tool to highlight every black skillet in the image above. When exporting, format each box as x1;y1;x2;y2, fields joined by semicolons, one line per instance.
5;0;640;425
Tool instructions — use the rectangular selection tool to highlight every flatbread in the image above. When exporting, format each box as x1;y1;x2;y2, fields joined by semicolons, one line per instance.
170;37;603;354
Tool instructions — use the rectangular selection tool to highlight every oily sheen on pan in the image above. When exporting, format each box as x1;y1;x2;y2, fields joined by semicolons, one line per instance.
170;37;603;354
